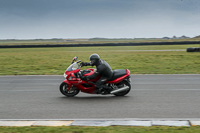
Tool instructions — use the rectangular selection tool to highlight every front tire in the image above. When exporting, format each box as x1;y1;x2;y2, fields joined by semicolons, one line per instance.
113;80;131;96
59;82;80;97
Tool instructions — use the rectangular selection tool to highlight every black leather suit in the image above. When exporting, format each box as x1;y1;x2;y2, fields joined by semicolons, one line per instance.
82;59;113;91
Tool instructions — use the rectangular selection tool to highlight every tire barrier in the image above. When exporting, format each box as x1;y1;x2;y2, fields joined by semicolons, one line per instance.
0;41;200;48
187;47;200;52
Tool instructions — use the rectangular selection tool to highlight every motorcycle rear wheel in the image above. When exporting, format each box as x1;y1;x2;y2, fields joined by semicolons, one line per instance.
60;82;80;97
113;80;131;96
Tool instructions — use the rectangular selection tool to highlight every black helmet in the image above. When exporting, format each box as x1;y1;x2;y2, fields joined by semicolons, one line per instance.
89;53;100;66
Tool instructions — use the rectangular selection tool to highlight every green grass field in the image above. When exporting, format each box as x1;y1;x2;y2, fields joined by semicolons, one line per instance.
0;126;200;133
0;45;199;75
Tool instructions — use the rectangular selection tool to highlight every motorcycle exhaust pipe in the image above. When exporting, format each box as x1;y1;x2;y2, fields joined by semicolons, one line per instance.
110;86;129;94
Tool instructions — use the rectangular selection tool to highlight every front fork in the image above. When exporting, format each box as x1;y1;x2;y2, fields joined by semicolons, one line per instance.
64;80;72;91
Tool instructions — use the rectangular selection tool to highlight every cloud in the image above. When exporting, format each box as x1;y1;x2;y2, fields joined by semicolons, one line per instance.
0;0;200;39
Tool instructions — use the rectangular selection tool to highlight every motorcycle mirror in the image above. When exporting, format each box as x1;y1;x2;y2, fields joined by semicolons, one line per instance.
72;56;78;64
74;56;78;61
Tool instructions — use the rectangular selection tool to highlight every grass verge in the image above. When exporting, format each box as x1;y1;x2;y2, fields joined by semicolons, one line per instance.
0;126;200;133
0;45;199;75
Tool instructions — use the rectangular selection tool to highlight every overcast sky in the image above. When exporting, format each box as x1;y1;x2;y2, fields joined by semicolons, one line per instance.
0;0;200;39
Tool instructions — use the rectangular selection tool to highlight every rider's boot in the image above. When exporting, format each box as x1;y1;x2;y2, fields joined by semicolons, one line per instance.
103;85;112;92
94;86;103;94
100;85;112;94
95;85;112;94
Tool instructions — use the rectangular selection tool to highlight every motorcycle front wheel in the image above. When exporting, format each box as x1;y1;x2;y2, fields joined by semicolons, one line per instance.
59;82;80;97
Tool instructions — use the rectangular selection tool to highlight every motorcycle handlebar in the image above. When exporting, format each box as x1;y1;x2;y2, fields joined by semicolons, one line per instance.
77;60;81;63
77;60;82;68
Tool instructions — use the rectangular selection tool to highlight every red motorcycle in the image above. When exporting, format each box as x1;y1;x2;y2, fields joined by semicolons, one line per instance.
59;56;131;97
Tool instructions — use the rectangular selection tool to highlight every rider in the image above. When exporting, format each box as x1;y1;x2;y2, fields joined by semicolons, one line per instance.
81;53;113;94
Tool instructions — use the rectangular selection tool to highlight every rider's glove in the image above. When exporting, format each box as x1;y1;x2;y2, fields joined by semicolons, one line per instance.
80;62;90;66
80;62;86;66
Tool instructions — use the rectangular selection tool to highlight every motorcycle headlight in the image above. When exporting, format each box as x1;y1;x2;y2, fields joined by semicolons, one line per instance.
64;73;67;78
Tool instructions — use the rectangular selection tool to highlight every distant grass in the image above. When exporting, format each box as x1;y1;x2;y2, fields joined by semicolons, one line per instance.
0;126;200;133
0;38;200;46
0;45;199;75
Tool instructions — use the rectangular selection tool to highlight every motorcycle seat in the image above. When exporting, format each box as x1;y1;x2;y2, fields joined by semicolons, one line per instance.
109;69;127;81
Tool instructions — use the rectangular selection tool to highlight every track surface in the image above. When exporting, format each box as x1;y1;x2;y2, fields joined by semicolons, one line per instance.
0;75;200;119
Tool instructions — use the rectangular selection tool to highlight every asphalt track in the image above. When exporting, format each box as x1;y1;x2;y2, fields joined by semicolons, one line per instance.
0;75;200;119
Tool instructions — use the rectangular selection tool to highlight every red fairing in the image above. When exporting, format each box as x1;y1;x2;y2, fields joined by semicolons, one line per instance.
107;69;130;84
83;68;95;76
76;80;96;93
65;69;80;75
64;69;81;90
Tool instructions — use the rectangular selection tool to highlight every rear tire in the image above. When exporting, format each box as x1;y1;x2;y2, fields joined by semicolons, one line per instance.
59;82;80;97
113;80;131;96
